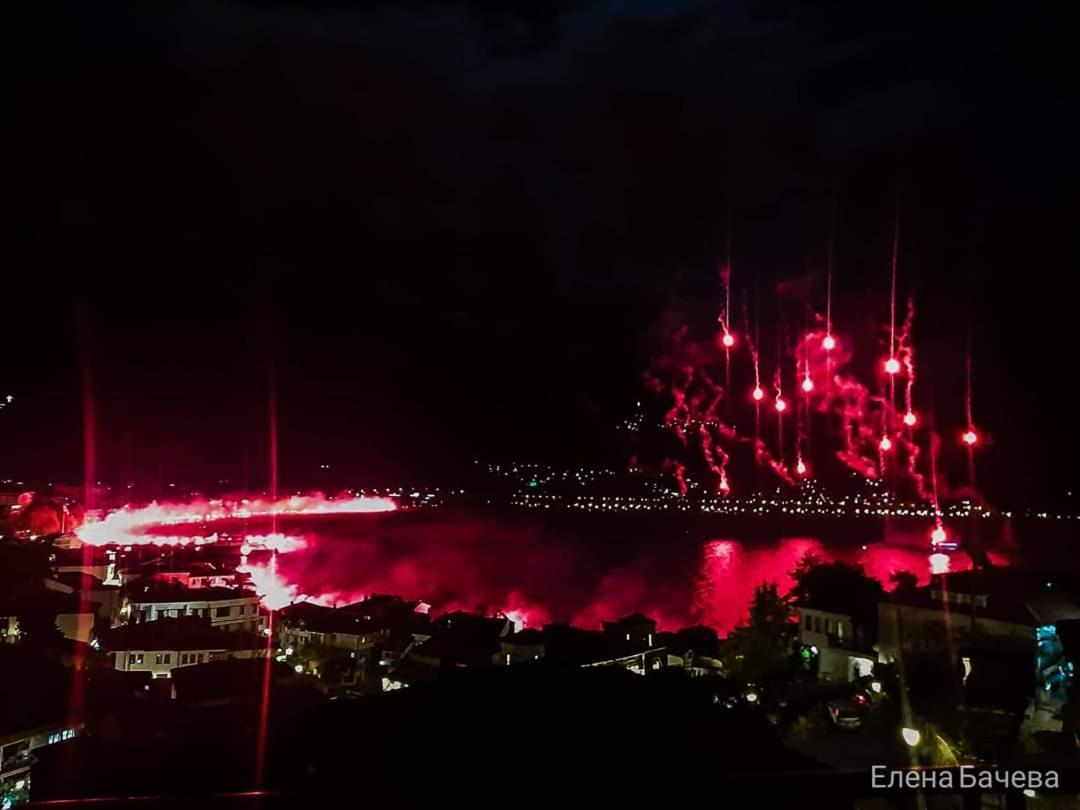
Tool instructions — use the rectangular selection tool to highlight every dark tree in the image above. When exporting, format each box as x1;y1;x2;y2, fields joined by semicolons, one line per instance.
0;542;53;598
889;570;919;597
724;582;796;684
789;555;884;640
14;609;65;648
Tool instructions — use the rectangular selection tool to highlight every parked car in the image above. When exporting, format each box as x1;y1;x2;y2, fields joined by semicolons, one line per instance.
827;698;863;731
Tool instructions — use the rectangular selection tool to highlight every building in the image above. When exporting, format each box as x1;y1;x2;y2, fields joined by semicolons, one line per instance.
0;591;98;645
279;603;390;654
602;613;657;647
539;617;673;675
655;626;724;676
2;723;81;807
44;572;120;621
383;611;510;689
499;628;545;665
795;605;875;682
877;570;1080;660
120;585;264;633
150;563;237;590
107;617;267;679
1;648;84;808
876;570;1080;704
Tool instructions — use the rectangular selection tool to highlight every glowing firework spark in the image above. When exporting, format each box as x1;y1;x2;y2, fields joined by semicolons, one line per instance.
903;411;917;427
962;429;978;446
76;494;397;547
775;397;787;413
931;525;947;545
752;385;764;401
795;458;806;475
879;435;892;452
822;334;835;351
721;332;735;348
884;357;900;375
801;376;814;393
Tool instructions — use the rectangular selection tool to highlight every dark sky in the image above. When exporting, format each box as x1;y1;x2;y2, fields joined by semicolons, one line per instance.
2;1;1077;504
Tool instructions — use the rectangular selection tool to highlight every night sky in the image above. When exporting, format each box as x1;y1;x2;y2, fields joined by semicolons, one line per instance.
2;2;1077;505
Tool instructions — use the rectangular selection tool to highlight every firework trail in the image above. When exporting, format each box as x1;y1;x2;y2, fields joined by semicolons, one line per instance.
774;367;786;464
742;294;764;448
963;345;979;486
900;297;917;429
76;494;397;547
699;423;731;494
885;198;901;421
717;216;735;431
642;206;983;516
720;231;735;423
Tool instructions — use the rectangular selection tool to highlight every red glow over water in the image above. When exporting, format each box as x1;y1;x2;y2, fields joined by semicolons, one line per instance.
80;502;1010;634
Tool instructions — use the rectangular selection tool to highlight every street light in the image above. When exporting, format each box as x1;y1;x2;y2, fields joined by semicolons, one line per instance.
901;727;921;747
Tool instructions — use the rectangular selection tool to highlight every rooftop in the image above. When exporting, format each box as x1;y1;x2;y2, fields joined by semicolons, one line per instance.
885;572;1080;628
126;585;258;605
280;604;384;636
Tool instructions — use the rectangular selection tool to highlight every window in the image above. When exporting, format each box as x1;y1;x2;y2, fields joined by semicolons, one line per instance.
197;653;204;664
135;653;144;664
216;606;230;618
837;622;845;639
826;619;833;634
814;617;822;633
804;614;812;630
129;654;137;665
163;654;171;664
155;654;163;664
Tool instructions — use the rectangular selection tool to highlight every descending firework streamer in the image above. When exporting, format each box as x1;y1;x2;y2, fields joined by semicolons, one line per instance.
643;213;978;508
823;208;837;355
719;241;735;423
649;316;932;495
774;370;786;463
896;298;929;500
885;199;901;407
963;347;979;485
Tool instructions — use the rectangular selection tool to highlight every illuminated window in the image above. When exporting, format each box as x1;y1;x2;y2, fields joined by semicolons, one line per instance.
215;607;230;618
